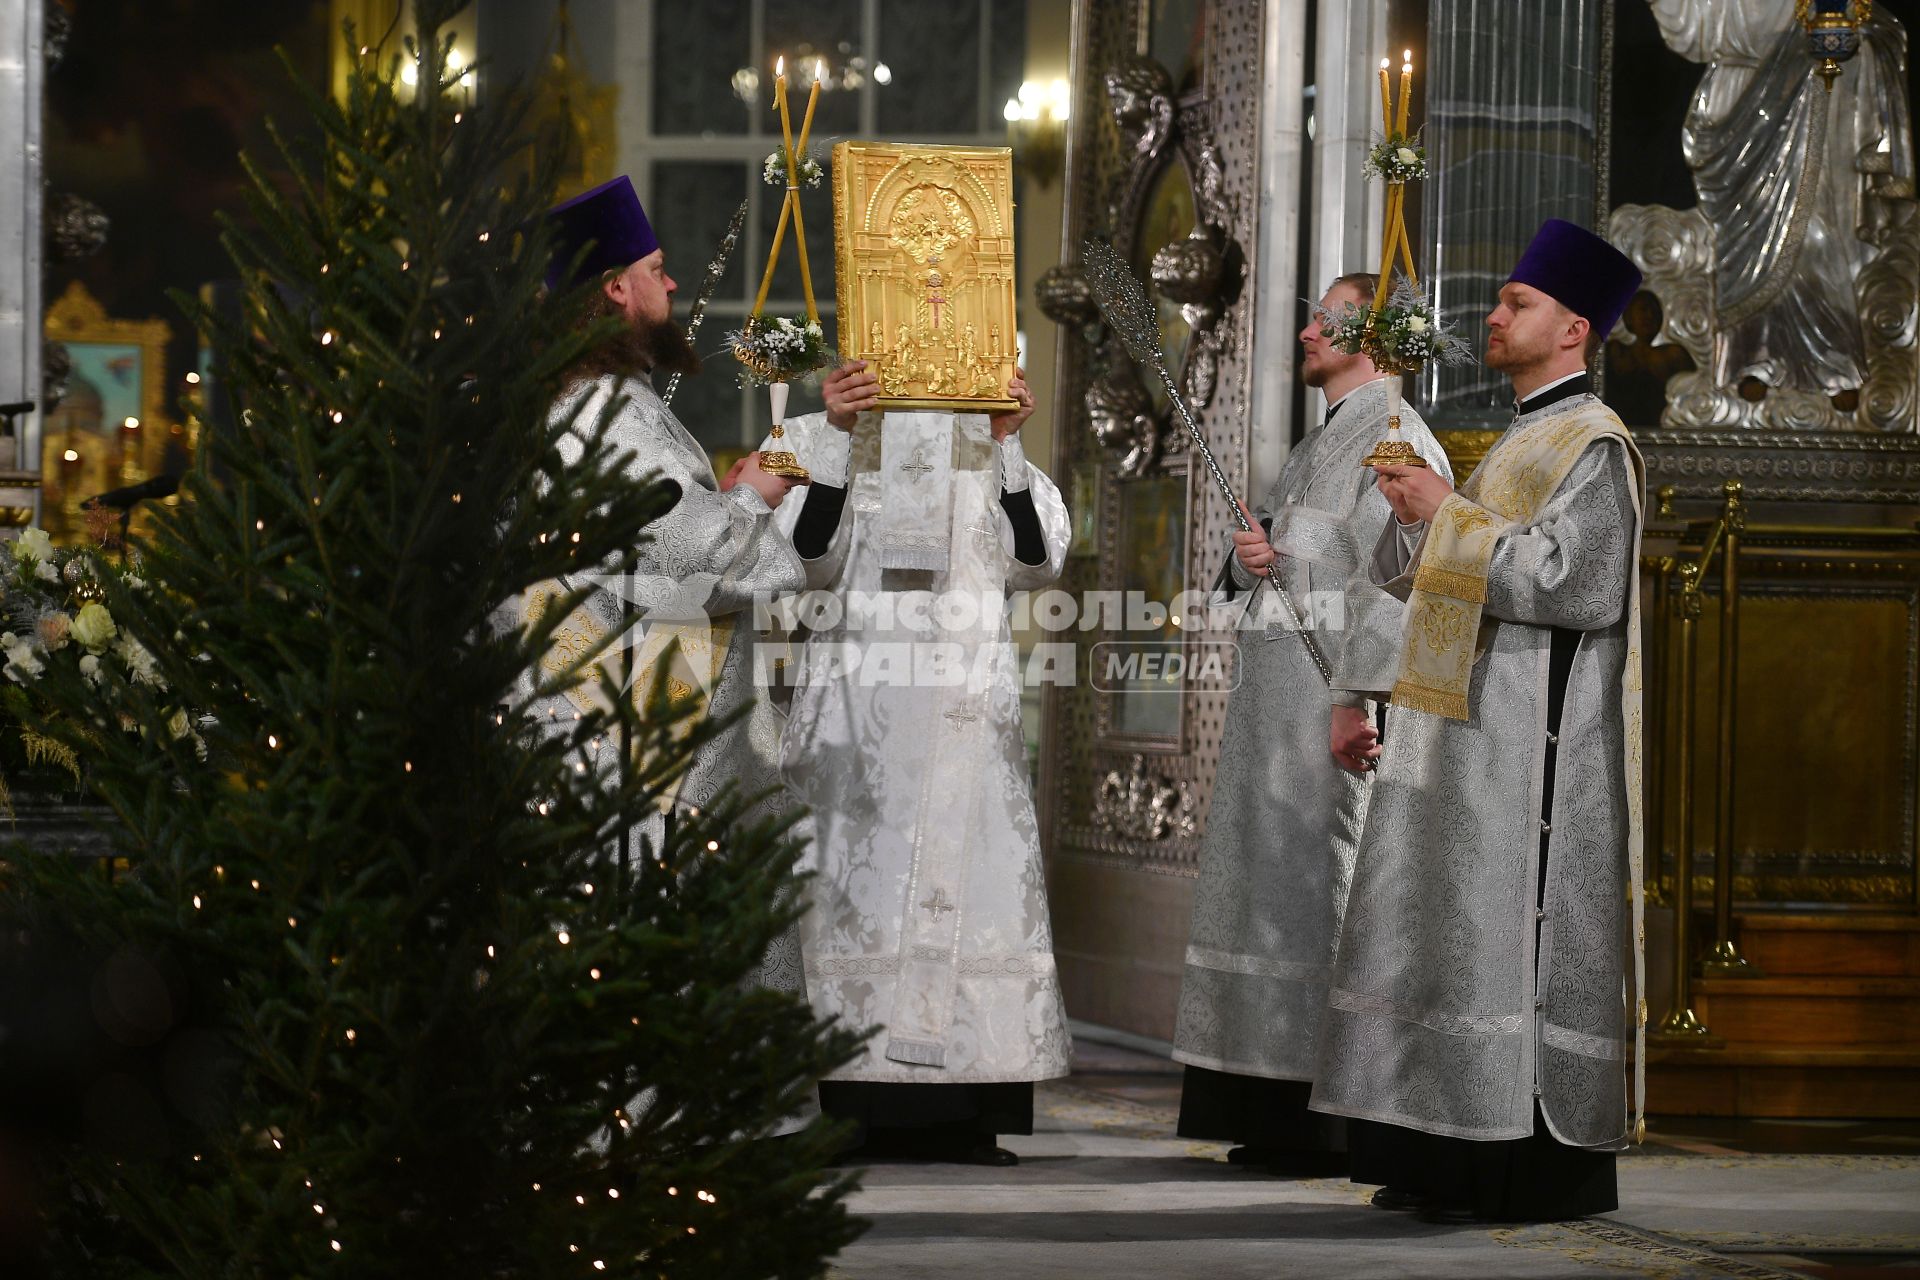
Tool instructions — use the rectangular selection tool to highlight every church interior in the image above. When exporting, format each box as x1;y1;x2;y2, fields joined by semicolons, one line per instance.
2;1;1919;1276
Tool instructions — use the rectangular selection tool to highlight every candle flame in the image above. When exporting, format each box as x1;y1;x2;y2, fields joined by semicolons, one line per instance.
1381;57;1390;69
816;57;827;81
1404;48;1413;63
775;55;784;76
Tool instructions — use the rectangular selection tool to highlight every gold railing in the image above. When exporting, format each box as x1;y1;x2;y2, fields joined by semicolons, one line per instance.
1645;479;1763;1044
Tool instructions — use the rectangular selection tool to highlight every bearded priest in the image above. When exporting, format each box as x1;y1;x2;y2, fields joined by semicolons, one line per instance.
1311;219;1648;1223
522;178;816;1129
1172;271;1450;1174
764;362;1071;1167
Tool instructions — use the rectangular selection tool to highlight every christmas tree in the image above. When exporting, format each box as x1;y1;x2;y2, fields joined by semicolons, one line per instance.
0;3;862;1275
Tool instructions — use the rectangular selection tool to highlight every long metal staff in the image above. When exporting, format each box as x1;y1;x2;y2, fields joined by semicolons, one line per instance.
662;197;750;408
618;198;750;881
1079;238;1333;685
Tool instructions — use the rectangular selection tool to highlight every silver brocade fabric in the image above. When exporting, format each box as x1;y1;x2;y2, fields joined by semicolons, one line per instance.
1651;0;1913;394
1310;394;1642;1150
522;376;816;1131
768;411;1074;1085
1173;379;1451;1083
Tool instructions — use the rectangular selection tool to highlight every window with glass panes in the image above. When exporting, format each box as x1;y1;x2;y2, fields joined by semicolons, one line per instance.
629;0;1028;459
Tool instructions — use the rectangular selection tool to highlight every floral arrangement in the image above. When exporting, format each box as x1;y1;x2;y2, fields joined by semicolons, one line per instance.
1365;133;1428;185
762;146;824;190
1314;276;1473;374
726;314;837;385
0;528;203;805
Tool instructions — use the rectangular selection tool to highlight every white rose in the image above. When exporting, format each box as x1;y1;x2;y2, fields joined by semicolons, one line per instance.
34;559;59;583
1397;146;1418;165
1407;315;1430;334
79;653;103;687
15;527;53;562
3;635;44;683
72;601;118;653
168;708;191;740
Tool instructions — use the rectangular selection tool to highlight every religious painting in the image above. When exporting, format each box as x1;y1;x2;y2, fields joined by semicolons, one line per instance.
1133;157;1198;417
831;141;1019;415
1109;469;1187;740
41;282;173;544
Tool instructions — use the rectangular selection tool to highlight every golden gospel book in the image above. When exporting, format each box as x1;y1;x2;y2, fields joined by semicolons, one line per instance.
831;141;1019;414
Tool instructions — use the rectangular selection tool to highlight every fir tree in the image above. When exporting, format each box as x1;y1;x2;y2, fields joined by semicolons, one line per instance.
1;3;862;1275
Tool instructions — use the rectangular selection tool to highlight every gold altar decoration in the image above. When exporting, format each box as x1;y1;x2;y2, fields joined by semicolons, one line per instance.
41;282;174;543
831;140;1020;415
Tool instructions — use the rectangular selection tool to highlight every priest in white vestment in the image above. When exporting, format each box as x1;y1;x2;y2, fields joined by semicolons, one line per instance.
1172;271;1450;1173
1312;220;1648;1222
766;359;1071;1166
521;177;816;1131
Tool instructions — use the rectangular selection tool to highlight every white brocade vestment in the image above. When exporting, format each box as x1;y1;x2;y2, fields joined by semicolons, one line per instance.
519;373;816;1128
1310;392;1645;1150
767;410;1073;1085
1174;380;1449;1082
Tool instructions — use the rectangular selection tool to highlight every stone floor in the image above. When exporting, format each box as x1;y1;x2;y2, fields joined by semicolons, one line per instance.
826;1035;1920;1279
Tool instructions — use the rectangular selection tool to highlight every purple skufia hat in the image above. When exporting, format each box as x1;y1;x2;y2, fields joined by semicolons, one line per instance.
1507;218;1644;341
544;175;659;291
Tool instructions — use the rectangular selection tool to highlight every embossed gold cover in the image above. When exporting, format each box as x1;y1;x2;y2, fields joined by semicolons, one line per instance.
832;141;1019;414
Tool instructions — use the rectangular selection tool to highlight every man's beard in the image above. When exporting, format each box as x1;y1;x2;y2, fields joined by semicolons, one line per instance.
1484;330;1550;376
567;301;702;387
606;314;701;380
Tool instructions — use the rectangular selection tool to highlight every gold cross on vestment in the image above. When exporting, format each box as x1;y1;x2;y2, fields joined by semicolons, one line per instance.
943;707;978;728
899;448;934;477
920;888;956;919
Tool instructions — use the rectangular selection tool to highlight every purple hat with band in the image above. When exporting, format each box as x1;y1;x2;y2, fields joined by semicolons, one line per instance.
1507;218;1643;341
544;175;659;291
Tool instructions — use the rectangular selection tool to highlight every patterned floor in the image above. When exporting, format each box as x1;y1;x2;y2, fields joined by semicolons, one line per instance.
826;1038;1920;1280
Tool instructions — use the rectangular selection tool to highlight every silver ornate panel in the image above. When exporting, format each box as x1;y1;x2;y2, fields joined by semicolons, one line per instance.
1038;0;1265;876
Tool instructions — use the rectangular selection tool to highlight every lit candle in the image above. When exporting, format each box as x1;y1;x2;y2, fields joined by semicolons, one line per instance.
1379;58;1393;134
750;57;793;317
1396;49;1413;136
789;59;826;325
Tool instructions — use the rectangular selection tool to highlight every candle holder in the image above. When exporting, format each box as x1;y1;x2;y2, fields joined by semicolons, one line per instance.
759;382;808;480
1359;375;1429;469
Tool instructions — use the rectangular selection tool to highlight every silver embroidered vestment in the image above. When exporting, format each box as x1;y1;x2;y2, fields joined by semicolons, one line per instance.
1174;379;1449;1082
521;375;815;1122
1310;392;1644;1149
769;410;1073;1085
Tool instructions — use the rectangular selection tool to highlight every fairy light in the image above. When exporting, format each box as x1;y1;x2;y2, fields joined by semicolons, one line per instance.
706;840;719;852
607;1188;619;1199
581;883;593;895
667;1187;678;1197
267;734;279;748
589;968;601;980
287;916;298;928
331;411;344;424
405;761;414;772
192;895;203;909
250;879;261;890
186;371;201;384
256;520;266;531
330;1241;342;1253
557;930;571;945
478;231;490;243
574;1194;586;1206
312;1203;324;1215
345;1028;357;1042
486;944;496;957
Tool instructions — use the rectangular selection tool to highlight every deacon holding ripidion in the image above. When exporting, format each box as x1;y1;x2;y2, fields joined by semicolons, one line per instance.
1171;271;1451;1173
1310;218;1648;1222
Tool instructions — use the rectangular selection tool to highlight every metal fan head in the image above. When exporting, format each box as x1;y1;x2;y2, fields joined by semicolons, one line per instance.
1080;237;1168;369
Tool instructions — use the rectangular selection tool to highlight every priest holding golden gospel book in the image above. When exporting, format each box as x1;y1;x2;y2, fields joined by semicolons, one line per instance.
765;141;1071;1167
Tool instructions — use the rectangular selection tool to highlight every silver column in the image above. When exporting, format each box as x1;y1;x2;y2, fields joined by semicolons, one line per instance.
0;0;44;526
